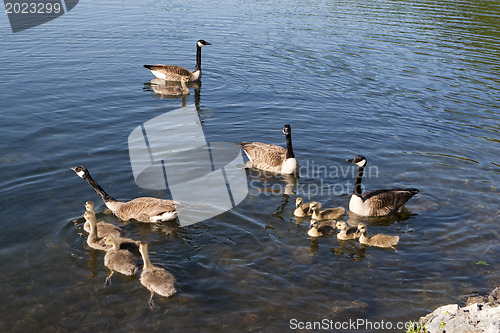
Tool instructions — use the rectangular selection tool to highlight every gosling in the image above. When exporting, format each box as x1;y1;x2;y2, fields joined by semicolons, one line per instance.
336;221;361;241
103;236;138;285
84;211;109;251
294;198;321;217
83;201;122;238
309;201;345;220
357;224;399;249
308;220;337;237
139;243;176;310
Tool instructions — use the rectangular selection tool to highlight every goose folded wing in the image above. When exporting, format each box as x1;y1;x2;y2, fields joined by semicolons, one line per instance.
119;198;177;222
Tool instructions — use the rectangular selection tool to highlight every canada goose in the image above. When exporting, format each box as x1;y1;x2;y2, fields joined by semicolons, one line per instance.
83;201;122;238
103;235;138;285
335;221;361;241
357;224;399;249
139;243;176;310
84;211;109;251
71;166;178;223
293;198;320;217
346;155;419;217
308;220;337;237
309;201;345;220
144;40;211;82
238;124;299;175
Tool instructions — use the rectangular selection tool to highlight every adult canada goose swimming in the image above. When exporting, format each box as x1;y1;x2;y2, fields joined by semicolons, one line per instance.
238;124;299;175
357;224;399;249
71;166;178;223
103;235;138;285
309;201;345;221
144;39;211;82
335;221;361;241
346;155;419;217
293;198;320;217
308;220;337;237
83;201;122;238
139;243;176;310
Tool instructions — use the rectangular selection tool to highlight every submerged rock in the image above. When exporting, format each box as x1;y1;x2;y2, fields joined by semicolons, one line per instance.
419;286;500;333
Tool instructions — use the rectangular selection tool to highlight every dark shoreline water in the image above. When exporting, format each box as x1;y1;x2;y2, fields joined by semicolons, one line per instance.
0;0;499;331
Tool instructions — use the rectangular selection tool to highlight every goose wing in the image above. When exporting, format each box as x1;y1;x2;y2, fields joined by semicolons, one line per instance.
362;189;418;216
238;142;286;171
144;65;192;81
116;197;178;222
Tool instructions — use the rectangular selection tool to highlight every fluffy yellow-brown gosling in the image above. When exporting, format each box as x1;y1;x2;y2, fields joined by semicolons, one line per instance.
309;202;345;221
139;243;176;310
336;221;361;241
307;220;337;237
357;224;399;249
294;198;320;217
83;201;122;238
103;236;138;285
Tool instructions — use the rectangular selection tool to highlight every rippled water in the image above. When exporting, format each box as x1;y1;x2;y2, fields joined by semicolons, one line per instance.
0;0;499;331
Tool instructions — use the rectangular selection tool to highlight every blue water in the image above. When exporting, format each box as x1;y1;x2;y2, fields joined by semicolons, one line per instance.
0;0;499;331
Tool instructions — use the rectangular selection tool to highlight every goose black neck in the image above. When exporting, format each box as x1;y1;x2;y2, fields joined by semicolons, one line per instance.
195;44;202;71
285;133;295;159
353;165;364;197
83;173;116;203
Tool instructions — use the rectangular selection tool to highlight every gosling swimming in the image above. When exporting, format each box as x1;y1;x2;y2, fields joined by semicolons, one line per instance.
83;201;122;238
84;211;109;251
308;220;337;237
357;224;399;249
336;221;361;241
139;242;176;310
294;198;320;217
309;202;345;221
103;235;138;285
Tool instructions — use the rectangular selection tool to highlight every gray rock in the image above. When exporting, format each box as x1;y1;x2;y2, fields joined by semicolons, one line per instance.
419;287;500;333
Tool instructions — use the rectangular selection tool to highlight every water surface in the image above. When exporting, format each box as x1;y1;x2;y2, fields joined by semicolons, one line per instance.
0;0;499;331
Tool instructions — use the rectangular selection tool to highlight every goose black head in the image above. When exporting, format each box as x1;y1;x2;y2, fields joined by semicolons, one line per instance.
197;40;212;47
283;124;292;136
71;165;89;179
346;155;367;167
